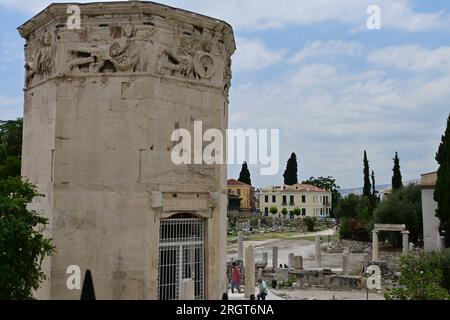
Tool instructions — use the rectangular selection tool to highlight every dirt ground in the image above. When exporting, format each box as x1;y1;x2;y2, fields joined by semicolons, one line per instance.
272;288;384;300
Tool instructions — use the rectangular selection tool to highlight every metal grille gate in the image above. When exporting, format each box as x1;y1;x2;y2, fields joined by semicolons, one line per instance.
158;216;205;300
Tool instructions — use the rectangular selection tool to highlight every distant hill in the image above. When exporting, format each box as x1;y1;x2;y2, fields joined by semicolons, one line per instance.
340;184;390;197
339;180;420;197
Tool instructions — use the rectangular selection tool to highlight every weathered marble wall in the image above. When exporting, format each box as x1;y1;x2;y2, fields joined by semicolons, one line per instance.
19;1;235;300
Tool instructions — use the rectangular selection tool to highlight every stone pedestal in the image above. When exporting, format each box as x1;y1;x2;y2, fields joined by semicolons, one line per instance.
238;232;244;261
244;246;255;299
288;253;294;269
342;253;349;276
294;256;303;270
372;231;379;261
315;236;322;268
180;279;195;300
402;231;410;255
272;246;279;269
19;1;235;300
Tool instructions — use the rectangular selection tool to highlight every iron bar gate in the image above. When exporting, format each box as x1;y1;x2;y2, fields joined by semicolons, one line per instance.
158;216;205;300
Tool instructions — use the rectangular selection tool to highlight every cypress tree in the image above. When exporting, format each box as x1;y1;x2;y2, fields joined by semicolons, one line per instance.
434;114;450;247
283;153;298;186
371;170;377;198
363;150;371;197
392;152;403;190
238;162;251;186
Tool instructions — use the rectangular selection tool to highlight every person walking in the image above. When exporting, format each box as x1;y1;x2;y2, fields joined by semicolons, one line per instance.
230;262;241;294
257;278;268;300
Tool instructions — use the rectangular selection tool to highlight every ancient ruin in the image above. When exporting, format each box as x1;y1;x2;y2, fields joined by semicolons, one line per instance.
19;1;235;299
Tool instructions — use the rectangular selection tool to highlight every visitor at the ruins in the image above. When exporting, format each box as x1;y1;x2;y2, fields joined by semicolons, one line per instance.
230;262;241;294
257;278;268;300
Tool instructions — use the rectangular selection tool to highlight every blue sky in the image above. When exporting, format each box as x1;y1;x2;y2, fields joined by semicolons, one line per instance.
0;0;449;189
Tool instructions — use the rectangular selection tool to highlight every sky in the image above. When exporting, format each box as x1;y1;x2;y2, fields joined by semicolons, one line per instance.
0;0;449;189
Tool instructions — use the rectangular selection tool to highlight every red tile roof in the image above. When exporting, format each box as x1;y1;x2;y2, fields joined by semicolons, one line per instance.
282;184;329;193
227;179;251;187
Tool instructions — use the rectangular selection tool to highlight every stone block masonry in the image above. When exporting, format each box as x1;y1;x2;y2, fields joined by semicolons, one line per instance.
19;1;235;300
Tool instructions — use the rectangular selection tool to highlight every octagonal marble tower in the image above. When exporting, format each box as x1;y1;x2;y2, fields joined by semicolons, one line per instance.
18;1;235;300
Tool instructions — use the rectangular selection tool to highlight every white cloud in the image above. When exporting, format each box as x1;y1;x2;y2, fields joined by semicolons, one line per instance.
228;56;447;187
2;0;447;32
368;45;450;72
290;40;362;63
233;38;285;72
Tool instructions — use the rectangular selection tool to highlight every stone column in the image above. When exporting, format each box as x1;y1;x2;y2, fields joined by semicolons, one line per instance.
342;252;349;276
237;231;244;261
262;252;268;265
258;219;261;230
288;253;295;269
402;231;410;255
272;246;279;269
372;230;379;261
244;246;255;299
180;279;195;300
315;236;321;268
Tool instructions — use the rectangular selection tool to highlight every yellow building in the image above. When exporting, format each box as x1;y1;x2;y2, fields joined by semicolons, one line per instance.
227;179;255;211
259;184;331;218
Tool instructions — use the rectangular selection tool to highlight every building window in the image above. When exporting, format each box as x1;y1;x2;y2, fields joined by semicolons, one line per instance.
265;195;269;203
302;208;306;216
272;195;276;203
282;195;287;206
302;195;306;203
237;189;241;196
228;189;231;194
289;195;294;205
264;207;269;216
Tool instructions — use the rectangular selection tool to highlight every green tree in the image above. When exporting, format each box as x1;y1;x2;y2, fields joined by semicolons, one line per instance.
283;153;298;186
238;162;251;186
374;184;423;244
269;207;278;216
435;114;450;247
0;118;23;179
293;207;301;218
302;176;341;217
363;150;371;197
335;194;361;220
0;177;54;300
281;208;288;218
304;216;316;232
392;152;403;190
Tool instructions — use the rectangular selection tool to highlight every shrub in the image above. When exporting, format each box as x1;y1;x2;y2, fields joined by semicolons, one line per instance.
304;216;316;232
269;207;278;216
385;250;450;300
339;218;369;242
